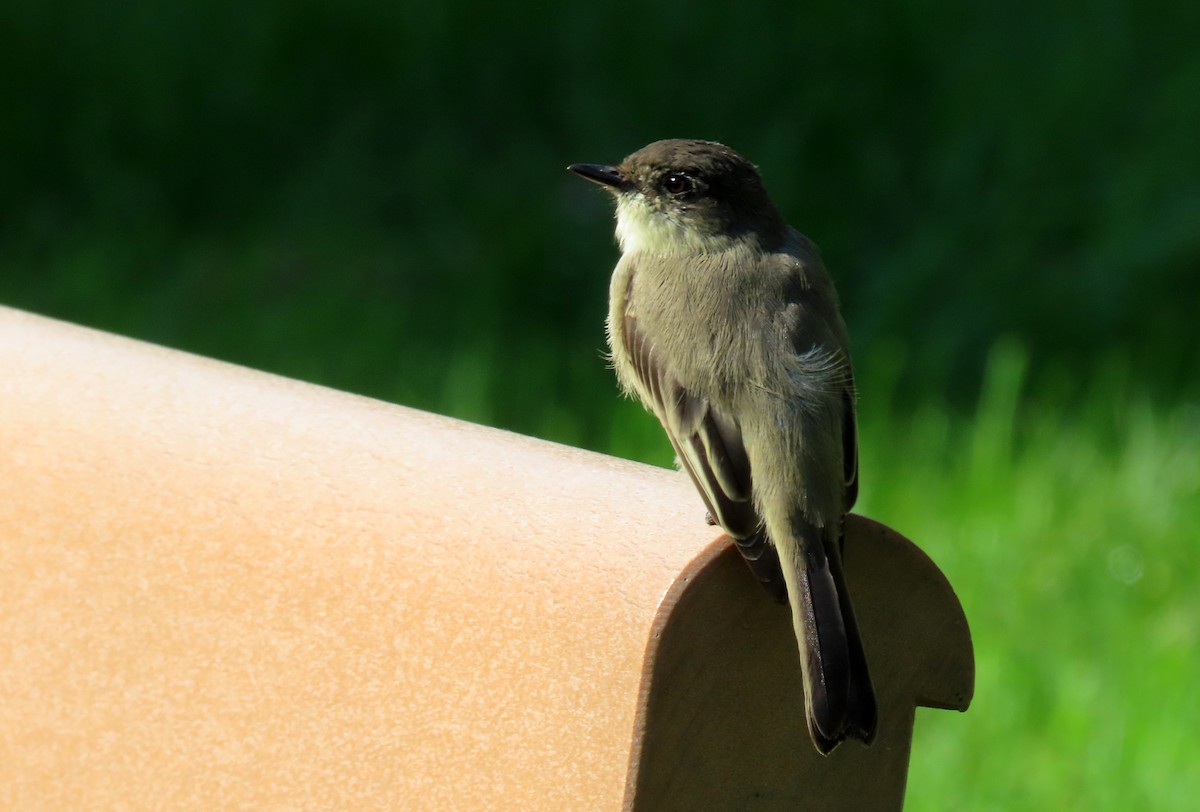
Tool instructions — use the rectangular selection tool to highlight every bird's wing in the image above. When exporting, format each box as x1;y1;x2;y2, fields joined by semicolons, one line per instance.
621;309;786;602
775;250;875;748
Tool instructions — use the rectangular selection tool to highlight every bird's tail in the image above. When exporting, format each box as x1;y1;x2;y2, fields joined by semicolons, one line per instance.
782;522;876;755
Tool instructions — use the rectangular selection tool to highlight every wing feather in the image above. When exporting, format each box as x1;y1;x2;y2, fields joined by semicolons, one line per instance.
622;309;785;601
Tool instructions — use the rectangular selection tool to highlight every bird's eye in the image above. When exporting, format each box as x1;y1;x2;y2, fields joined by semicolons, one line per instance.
661;173;695;196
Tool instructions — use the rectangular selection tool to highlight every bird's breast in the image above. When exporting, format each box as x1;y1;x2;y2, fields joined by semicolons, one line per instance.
615;246;780;401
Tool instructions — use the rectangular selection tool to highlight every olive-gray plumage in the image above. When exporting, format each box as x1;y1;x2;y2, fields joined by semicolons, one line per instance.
569;139;876;754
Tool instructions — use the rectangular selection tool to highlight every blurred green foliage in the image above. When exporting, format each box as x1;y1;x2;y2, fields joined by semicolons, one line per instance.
2;1;1199;807
866;344;1199;809
3;0;1198;438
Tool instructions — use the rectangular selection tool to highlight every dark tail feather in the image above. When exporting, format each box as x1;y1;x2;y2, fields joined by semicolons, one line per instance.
828;526;877;744
789;528;877;754
793;547;850;754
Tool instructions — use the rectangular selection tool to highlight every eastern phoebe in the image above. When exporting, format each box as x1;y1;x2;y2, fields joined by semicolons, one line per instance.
569;139;876;754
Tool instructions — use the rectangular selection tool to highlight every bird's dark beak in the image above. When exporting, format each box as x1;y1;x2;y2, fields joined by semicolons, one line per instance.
567;163;630;191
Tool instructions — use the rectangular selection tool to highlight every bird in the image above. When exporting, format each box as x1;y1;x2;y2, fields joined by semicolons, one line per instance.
568;139;876;754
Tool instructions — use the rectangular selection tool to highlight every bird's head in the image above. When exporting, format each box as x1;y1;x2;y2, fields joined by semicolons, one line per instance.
569;139;785;255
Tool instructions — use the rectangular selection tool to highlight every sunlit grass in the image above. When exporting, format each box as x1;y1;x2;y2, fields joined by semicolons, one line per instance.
860;344;1199;810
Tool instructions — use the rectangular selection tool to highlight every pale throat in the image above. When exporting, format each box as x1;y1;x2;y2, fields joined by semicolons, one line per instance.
614;195;735;256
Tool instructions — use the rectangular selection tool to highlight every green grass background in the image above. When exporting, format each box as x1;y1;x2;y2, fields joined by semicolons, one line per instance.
2;1;1198;807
